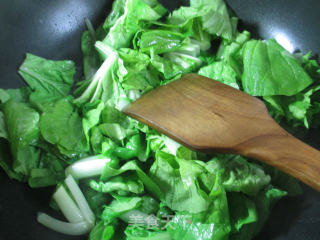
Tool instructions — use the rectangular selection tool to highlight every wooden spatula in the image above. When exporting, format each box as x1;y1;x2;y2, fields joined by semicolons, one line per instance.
123;73;320;191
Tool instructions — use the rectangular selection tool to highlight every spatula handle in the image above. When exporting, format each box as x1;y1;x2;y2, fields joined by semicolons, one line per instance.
236;132;320;191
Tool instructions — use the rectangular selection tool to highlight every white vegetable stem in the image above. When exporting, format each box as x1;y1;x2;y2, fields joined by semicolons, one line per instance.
65;156;110;179
53;185;84;223
37;213;91;236
65;175;95;226
95;41;116;59
38;175;96;235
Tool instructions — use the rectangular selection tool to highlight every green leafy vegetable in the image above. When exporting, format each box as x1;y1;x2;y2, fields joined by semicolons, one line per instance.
229;186;287;240
150;151;210;213
264;85;320;128
169;0;236;41
90;175;144;195
125;227;171;240
100;160;164;200
0;138;21;180
19;53;75;101
102;0;167;49
2;0;317;239
168;172;231;240
101;195;142;225
241;39;313;96
198;61;239;89
2;100;40;179
81;31;101;80
28;153;65;187
40;98;88;156
89;220;117;240
207;155;271;195
82;100;105;148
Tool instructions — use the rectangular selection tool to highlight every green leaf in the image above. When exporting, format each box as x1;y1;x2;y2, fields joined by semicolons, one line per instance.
150;52;184;80
117;48;159;92
0;89;11;103
103;0;126;31
114;134;149;161
0;138;21;181
82;30;101;80
262;165;303;196
97;104;138;143
102;0;167;49
100;160;164;200
82;100;105;148
75;43;131;110
18;53;75;101
1;87;32;103
264;85;320;128
147;132;181;155
151;15;211;51
297;51;320;82
228;193;258;232
287;87;320;128
241;39;313;96
198;61;239;89
89;220;117;240
2;100;40;178
90;175;144;195
28;153;65;188
125;227;172;240
90;127;116;154
216;30;251;77
163;52;202;73
207;155;271;196
230;186;287;240
102;105;130;125
40;98;88;155
81;180;111;217
101;195;142;225
149;151;210;213
136;30;187;55
150;50;201;80
138;196;159;215
168;0;235;41
134;30;202;79
175;146;197;160
168;173;231;240
195;0;236;41
99;123;128;141
0;111;8;139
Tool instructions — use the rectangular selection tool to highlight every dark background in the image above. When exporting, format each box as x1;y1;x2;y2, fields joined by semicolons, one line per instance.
0;0;320;239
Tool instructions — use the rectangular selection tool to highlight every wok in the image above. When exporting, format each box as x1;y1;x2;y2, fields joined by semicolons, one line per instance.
0;0;320;239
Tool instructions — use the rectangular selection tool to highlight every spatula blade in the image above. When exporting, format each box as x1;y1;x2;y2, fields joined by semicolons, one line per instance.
123;74;279;152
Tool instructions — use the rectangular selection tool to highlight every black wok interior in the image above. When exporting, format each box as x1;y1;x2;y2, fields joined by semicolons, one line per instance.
0;0;320;239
